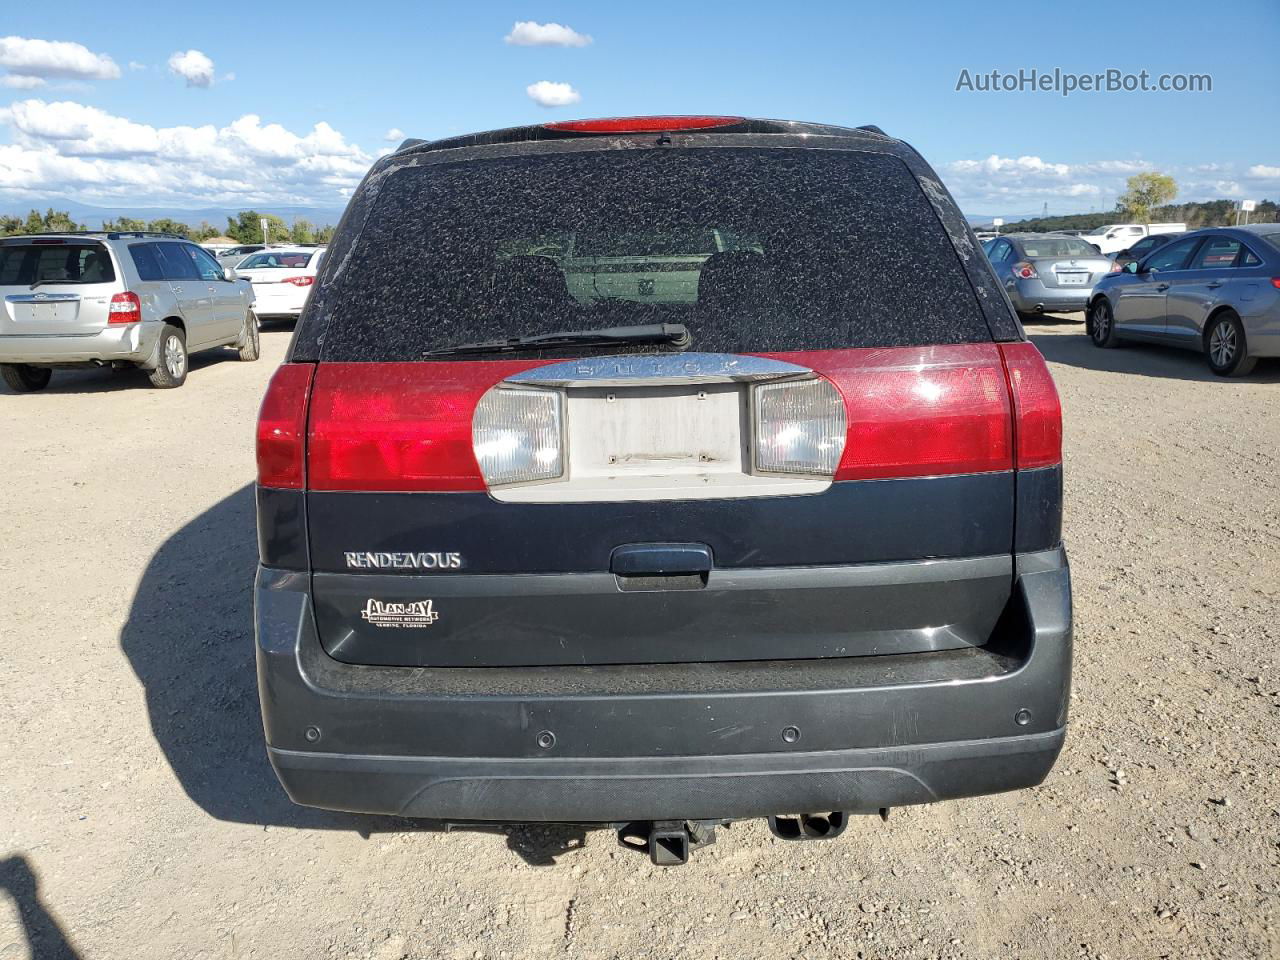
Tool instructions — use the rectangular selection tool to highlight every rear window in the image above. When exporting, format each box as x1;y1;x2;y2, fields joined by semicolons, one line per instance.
1019;237;1099;258
1258;231;1280;254
0;243;116;286
241;252;314;269
319;148;990;360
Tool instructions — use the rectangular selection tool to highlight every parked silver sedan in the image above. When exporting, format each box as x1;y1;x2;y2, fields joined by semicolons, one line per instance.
1086;226;1280;376
984;233;1117;316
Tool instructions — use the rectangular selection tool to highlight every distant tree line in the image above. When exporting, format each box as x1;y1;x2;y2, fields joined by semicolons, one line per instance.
977;173;1275;233
0;207;337;244
987;198;1276;234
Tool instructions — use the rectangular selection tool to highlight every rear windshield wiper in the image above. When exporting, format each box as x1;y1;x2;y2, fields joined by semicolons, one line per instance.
29;279;94;290
422;323;691;358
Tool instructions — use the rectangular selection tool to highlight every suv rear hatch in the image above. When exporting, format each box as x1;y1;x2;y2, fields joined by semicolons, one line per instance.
275;126;1057;668
0;238;119;337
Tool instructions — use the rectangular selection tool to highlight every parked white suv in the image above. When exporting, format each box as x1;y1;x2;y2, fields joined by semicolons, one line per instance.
0;231;259;391
1082;222;1186;256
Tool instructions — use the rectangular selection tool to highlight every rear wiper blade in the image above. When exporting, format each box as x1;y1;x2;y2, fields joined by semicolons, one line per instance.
29;279;92;290
422;323;691;358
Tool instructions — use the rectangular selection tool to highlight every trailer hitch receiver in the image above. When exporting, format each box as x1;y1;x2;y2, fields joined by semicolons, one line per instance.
617;820;719;866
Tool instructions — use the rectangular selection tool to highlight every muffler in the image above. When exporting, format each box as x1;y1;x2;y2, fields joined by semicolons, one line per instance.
767;812;849;841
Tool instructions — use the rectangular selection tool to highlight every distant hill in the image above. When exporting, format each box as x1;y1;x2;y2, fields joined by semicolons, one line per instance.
963;213;1042;226
13;199;349;230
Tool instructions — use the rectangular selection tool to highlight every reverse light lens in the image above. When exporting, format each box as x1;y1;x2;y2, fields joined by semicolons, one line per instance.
472;387;563;486
1012;261;1038;280
752;378;846;477
108;291;141;324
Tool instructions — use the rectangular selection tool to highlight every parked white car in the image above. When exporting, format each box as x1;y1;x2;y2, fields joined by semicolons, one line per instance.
233;247;325;320
1082;223;1186;256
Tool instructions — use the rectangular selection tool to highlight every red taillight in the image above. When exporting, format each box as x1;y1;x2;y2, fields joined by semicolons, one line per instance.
257;363;315;489
108;291;141;325
1012;261;1038;280
283;276;315;287
544;116;743;134
773;345;1015;481
308;361;545;492
1271;277;1280;289
999;342;1063;469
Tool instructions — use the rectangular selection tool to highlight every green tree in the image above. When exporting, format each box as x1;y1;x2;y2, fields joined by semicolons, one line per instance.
1117;173;1178;224
17;208;85;234
145;218;193;238
102;216;147;232
193;221;222;241
226;210;291;244
290;218;316;244
314;224;336;244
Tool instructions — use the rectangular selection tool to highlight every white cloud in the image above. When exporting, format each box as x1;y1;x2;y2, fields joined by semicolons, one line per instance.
384;127;406;142
0;36;120;90
1;74;45;89
0;98;373;206
167;49;215;88
128;60;147;71
949;154;1071;178
526;80;581;108
505;21;592;47
944;153;1280;214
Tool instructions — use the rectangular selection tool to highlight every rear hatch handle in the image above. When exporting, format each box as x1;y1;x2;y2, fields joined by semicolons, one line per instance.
611;542;713;592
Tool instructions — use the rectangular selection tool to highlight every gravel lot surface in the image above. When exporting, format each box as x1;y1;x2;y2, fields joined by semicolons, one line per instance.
3;318;1278;960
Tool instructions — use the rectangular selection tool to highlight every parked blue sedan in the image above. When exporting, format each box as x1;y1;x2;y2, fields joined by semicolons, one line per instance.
1086;225;1280;376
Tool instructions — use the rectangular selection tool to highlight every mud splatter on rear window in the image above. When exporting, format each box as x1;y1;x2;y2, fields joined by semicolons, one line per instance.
319;148;992;361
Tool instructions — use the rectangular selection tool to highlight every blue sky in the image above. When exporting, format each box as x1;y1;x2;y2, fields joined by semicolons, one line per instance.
1;0;1277;218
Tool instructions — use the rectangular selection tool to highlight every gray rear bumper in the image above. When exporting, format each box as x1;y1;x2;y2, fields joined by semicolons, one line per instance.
268;730;1065;822
1009;279;1093;313
255;548;1072;822
0;322;162;365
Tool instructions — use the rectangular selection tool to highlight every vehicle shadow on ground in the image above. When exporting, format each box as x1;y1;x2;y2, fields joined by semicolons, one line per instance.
1021;311;1084;327
0;855;83;960
0;348;242;396
1029;328;1280;384
118;483;586;866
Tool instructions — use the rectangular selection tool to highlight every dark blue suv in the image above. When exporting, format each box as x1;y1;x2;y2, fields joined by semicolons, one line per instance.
254;116;1071;863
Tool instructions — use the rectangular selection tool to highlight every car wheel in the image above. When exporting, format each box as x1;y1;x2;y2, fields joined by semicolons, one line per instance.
1;363;52;393
238;311;261;361
148;325;188;388
1088;300;1121;348
1205;311;1256;377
